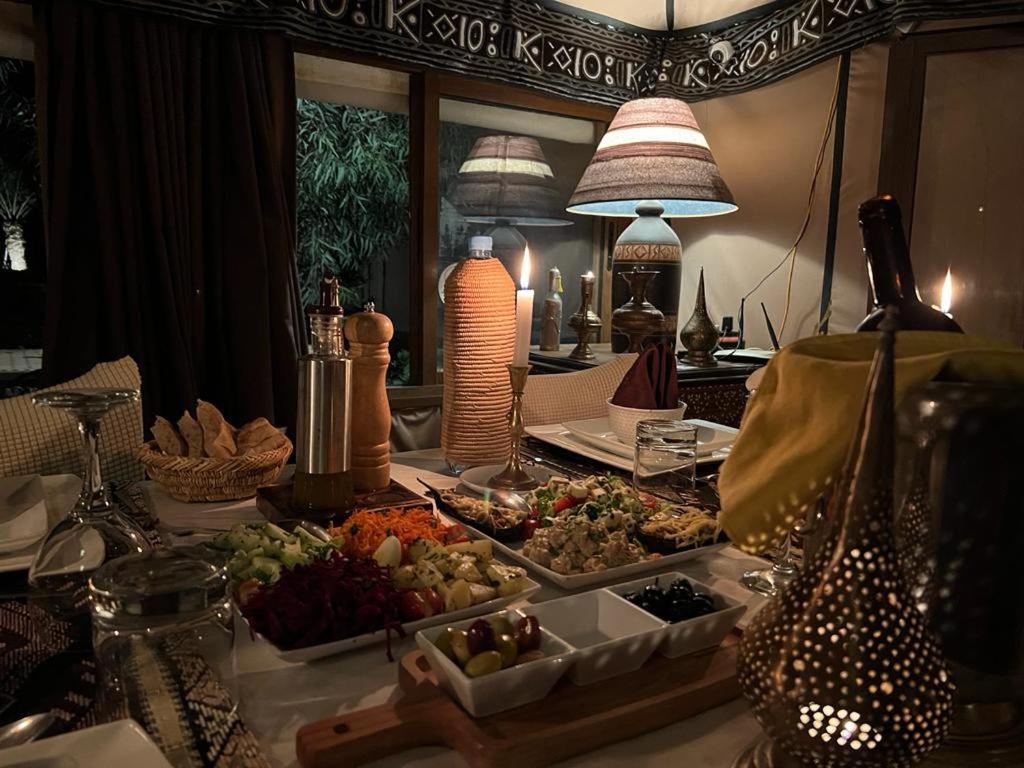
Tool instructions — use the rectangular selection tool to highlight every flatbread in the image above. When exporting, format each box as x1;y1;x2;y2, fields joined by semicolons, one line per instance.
236;417;289;455
197;400;237;458
152;416;187;455
178;410;205;458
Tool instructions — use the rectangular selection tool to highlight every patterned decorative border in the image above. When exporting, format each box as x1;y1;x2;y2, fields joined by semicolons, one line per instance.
90;0;1022;103
613;242;681;263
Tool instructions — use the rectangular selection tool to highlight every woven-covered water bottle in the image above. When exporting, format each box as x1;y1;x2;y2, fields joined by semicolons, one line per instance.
442;236;515;469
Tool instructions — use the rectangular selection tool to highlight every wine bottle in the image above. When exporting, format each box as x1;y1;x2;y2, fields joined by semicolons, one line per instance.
856;195;963;333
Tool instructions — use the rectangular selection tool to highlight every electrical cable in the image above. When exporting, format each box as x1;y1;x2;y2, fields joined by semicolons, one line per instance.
722;59;844;356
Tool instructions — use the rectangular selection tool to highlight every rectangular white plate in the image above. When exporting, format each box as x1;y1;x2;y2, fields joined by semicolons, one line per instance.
468;529;727;590
561;417;737;460
524;423;731;473
0;719;172;768
242;578;541;663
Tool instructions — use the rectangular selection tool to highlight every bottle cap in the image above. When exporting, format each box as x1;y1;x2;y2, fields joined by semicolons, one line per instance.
469;236;493;254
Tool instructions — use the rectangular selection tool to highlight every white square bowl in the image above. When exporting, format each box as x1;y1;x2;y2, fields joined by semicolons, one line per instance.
416;610;575;718
521;590;665;686
606;572;747;659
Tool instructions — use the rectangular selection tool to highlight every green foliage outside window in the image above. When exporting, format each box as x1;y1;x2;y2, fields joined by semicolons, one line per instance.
296;99;410;308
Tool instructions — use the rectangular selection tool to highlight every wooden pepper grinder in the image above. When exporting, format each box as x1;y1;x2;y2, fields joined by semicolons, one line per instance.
344;302;394;491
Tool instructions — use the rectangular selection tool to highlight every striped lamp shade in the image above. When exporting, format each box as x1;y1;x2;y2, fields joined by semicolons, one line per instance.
450;135;571;226
567;97;737;218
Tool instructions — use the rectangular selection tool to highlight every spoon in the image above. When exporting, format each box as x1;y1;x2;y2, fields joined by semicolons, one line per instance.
295;520;332;543
417;478;532;514
0;712;57;748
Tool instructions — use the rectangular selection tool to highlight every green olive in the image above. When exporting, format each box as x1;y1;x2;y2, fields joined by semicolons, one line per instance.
495;633;518;668
488;615;515;638
434;628;456;661
515;649;546;665
449;629;472;666
463;650;503;678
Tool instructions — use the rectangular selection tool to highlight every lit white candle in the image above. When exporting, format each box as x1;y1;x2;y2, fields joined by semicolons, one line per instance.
513;247;534;367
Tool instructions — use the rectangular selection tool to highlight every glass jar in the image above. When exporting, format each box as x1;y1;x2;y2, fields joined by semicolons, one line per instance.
89;549;235;767
633;419;697;502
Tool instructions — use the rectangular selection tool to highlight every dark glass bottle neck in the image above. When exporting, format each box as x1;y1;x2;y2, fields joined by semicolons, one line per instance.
860;198;918;305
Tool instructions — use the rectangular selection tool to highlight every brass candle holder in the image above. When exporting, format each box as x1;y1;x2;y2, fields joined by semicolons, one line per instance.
568;272;602;361
488;364;538;491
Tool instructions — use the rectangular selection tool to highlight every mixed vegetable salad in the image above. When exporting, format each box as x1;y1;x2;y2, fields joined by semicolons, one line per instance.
210;511;532;657
522;475;720;575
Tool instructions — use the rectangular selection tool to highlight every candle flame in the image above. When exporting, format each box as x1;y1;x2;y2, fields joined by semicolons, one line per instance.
520;247;531;290
584;270;594;279
940;268;953;314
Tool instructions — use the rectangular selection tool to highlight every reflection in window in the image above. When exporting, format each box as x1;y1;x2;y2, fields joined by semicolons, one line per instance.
0;56;45;391
438;99;604;372
296;98;411;385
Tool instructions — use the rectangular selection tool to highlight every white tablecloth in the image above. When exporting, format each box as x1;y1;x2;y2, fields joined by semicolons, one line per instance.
145;451;770;767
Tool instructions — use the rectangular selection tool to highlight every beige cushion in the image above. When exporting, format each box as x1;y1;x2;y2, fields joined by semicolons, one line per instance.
522;354;638;427
0;357;144;485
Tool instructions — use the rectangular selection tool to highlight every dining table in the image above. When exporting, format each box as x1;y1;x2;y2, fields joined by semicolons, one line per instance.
143;448;773;768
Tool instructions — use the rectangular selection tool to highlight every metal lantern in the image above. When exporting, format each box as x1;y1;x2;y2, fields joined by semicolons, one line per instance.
735;313;955;768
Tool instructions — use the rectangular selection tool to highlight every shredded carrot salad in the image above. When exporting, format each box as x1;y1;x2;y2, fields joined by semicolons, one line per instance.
331;507;461;560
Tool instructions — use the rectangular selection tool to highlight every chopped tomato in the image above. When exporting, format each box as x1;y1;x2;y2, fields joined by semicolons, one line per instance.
522;519;540;540
552;495;581;513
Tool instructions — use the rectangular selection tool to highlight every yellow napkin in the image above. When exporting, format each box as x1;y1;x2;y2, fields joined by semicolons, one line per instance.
718;331;1024;552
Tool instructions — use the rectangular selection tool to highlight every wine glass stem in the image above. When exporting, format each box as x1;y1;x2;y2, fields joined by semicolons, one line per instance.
773;531;797;576
78;416;105;513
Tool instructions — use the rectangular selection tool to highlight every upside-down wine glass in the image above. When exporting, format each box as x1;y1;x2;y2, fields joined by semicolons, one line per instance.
28;388;152;616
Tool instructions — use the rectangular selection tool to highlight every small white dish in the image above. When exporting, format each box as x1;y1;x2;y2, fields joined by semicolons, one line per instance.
605;398;686;445
458;464;554;496
606;572;747;659
563;416;737;460
416;609;574;717
0;719;172;767
522;590;664;686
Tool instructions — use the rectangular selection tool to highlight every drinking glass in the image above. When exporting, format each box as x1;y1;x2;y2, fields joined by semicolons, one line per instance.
633;419;698;502
90;548;236;767
28;388;151;616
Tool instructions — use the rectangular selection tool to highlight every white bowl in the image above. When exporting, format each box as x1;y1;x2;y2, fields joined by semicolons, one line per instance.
416;610;574;717
606;572;747;659
606;398;686;445
522;590;665;686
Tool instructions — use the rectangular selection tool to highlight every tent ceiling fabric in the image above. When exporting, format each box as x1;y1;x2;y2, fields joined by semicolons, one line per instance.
80;0;1021;104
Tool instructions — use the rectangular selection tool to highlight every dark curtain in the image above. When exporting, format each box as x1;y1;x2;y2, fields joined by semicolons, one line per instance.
35;0;305;436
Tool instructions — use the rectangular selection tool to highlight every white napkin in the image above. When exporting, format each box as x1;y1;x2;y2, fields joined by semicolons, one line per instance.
0;475;48;551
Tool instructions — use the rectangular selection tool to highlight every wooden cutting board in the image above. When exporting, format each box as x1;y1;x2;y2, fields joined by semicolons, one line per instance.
296;635;741;768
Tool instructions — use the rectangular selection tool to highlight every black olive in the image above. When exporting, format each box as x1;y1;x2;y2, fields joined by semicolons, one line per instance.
669;579;694;597
623;591;640;603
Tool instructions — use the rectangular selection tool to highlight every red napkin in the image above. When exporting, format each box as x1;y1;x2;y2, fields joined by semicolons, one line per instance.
611;343;680;409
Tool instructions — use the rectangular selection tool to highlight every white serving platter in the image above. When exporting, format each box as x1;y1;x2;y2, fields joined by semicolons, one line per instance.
242;577;541;663
471;531;727;590
524;423;732;473
561;417;737;460
0;719;172;768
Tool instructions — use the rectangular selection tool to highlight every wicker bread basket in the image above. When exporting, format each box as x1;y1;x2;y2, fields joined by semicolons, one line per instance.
137;439;293;502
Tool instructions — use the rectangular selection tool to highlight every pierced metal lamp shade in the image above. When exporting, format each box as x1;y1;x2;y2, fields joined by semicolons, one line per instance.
449;135;571;226
566;97;736;217
736;312;955;768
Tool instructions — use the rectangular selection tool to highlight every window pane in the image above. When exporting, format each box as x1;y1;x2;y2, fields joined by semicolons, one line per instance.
438;99;605;373
0;56;44;393
295;58;412;385
912;47;1024;344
